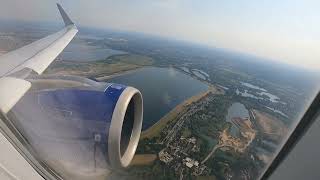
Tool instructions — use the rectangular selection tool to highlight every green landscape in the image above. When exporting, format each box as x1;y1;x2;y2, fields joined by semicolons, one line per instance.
45;50;292;180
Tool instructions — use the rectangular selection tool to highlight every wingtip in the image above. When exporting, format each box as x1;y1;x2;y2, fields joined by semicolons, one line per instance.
57;3;74;26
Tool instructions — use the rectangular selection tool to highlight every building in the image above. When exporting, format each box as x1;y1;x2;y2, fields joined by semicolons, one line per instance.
159;149;173;164
183;157;199;169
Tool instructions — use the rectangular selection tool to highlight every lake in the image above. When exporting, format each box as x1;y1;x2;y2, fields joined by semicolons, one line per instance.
59;41;126;62
241;82;267;92
226;102;249;137
236;88;282;103
109;67;209;129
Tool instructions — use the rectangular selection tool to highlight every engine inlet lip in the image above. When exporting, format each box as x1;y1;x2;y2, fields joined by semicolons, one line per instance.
107;86;143;169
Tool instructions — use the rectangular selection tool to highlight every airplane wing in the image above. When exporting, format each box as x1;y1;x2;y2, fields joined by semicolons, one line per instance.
0;4;78;114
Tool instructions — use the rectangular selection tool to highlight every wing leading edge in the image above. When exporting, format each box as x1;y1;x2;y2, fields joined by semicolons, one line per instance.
0;4;78;113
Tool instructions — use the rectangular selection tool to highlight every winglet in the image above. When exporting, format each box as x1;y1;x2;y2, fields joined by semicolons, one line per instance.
57;3;74;26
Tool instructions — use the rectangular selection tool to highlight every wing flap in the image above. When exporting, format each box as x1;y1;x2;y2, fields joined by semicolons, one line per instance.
0;77;31;114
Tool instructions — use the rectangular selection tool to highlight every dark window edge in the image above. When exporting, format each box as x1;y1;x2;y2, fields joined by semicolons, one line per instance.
261;90;320;179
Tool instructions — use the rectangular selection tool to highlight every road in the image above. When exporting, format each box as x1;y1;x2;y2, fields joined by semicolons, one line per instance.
201;145;221;164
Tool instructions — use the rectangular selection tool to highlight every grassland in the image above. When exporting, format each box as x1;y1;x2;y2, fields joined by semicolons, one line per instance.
130;154;157;166
253;109;288;143
196;176;217;180
44;54;153;78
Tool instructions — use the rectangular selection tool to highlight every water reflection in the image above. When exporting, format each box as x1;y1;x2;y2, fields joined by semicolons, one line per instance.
226;102;249;137
109;67;209;129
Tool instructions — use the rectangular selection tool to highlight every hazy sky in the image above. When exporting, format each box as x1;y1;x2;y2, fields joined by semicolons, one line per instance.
0;0;319;70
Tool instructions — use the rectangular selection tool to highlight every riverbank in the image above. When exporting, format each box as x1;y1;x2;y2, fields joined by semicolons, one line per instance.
174;66;213;88
141;85;223;139
95;67;142;81
130;154;157;166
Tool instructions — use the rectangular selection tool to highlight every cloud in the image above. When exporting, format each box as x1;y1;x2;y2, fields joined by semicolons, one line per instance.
162;92;172;105
168;66;177;77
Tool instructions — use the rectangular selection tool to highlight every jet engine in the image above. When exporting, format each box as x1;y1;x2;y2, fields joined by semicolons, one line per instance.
9;75;143;175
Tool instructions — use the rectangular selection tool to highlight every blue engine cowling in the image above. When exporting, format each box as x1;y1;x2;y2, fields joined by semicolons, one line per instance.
11;76;143;170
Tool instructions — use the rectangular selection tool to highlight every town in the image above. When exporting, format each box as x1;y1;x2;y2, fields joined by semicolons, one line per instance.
140;92;258;179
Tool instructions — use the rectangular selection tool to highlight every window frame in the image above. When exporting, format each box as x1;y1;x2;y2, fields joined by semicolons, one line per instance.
260;91;320;179
0;111;62;180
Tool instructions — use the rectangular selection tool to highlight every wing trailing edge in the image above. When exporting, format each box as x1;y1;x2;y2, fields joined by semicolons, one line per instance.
0;77;31;113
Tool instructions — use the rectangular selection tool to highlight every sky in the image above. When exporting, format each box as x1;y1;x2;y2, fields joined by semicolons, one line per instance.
0;0;319;70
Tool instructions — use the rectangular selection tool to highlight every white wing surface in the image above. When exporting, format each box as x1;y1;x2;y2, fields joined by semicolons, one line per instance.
0;4;78;113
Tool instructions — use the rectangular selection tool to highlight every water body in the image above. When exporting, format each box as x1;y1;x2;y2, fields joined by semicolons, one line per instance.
217;84;229;90
241;82;267;92
236;89;282;103
179;67;210;81
109;67;209;129
193;69;209;78
226;102;249;137
180;67;190;73
192;70;207;80
191;69;210;80
236;89;262;100
258;92;280;102
265;106;289;118
60;42;126;62
240;82;283;103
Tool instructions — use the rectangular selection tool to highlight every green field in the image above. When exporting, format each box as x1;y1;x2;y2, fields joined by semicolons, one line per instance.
44;54;153;78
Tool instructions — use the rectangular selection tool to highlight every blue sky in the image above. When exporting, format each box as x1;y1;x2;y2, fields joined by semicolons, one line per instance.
0;0;319;70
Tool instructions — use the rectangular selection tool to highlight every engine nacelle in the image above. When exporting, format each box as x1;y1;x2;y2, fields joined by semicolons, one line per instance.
10;76;143;174
83;83;143;169
103;83;143;168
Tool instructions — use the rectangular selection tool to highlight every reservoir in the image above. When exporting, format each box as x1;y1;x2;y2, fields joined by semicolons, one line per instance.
109;67;209;129
226;102;249;137
60;41;126;62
